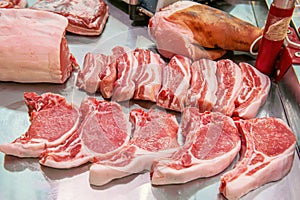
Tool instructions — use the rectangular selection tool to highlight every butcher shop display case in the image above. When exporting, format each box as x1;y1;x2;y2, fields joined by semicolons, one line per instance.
0;0;300;199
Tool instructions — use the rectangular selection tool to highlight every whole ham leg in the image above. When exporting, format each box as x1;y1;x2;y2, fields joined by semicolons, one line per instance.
149;1;263;60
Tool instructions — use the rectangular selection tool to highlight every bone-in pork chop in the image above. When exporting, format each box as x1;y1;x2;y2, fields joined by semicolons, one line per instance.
0;92;80;158
39;97;130;169
89;108;180;186
219;117;296;199
151;108;241;185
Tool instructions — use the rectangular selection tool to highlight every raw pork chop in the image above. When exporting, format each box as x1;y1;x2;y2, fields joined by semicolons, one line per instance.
31;0;109;36
39;98;130;169
133;48;165;102
219;117;296;200
0;0;26;8
0;92;80;158
212;59;243;116
89;108;180;186
185;59;218;112
148;1;262;60
151;108;241;185
233;62;271;119
0;8;77;83
156;55;191;112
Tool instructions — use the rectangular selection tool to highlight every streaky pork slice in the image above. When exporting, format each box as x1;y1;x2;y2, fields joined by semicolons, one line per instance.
212;59;243;116
219;117;296;200
39;97;130;169
89;108;180;186
31;0;109;36
0;0;27;8
151;108;241;185
0;8;77;83
112;48;164;102
156;55;192;112
185;59;218;112
0;92;80;158
76;53;108;94
76;46;129;97
112;48;140;102
133;48;165;102
233;62;271;119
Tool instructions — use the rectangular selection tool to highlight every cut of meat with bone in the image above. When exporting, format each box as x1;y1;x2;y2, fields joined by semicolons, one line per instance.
89;108;180;186
212;59;243;116
233;62;271;119
0;92;80;158
148;1;262;60
0;0;27;8
156;55;192;112
133;48;165;102
219;117;296;200
39;97;130;169
185;59;218;112
151;108;241;185
0;8;77;83
31;0;109;36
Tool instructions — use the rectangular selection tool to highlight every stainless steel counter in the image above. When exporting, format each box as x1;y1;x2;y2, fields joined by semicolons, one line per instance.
0;1;299;200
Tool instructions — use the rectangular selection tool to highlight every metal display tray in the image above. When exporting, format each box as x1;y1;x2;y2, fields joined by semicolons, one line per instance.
0;1;299;199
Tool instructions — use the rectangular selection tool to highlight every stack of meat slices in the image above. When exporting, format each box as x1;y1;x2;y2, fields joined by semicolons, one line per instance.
0;0;27;8
77;46;271;119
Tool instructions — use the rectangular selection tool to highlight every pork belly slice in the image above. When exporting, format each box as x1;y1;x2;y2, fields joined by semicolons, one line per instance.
0;8;77;83
31;0;109;36
112;48;140;102
133;48;165;102
212;59;243;116
148;1;262;60
186;59;218;112
89;108;180;186
156;55;192;112
76;53;108;94
112;48;164;102
76;46;128;97
233;62;271;119
0;0;27;8
151;108;241;185
219;118;296;200
39;98;130;169
0;92;80;158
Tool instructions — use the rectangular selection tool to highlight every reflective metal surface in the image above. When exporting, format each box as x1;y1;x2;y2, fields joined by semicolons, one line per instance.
0;1;299;200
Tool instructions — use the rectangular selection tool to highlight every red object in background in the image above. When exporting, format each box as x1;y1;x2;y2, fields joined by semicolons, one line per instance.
255;0;295;77
275;27;300;82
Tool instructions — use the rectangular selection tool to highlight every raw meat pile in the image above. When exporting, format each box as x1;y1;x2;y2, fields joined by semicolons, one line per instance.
31;0;109;36
0;8;77;83
148;1;263;60
0;92;296;199
0;0;26;8
77;46;271;119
